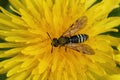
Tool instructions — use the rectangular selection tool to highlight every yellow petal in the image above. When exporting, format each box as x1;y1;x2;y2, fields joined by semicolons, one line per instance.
0;47;23;58
109;74;120;80
86;0;120;25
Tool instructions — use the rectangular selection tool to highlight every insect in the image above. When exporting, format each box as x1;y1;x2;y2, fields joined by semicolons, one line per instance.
47;16;95;55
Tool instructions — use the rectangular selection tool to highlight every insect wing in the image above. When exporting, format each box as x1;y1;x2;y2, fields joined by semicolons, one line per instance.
62;16;88;37
66;43;95;55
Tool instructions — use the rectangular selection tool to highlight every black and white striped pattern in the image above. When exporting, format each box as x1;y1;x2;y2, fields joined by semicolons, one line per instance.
69;34;88;43
77;34;88;43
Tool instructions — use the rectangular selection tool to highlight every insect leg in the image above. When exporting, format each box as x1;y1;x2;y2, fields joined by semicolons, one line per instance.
65;45;67;52
51;46;53;53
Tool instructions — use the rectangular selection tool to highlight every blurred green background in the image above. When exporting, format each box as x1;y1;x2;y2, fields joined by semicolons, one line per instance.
0;0;120;80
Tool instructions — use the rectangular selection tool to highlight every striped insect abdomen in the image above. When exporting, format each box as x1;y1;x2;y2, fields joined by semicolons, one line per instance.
69;34;88;43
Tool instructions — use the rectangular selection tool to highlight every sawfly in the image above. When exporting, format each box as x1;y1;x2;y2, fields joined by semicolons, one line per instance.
47;16;95;55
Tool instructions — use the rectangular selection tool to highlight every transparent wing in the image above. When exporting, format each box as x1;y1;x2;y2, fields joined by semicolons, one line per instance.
62;16;88;37
66;43;95;55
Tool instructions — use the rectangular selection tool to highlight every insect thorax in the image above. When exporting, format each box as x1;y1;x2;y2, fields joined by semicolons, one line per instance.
58;36;69;46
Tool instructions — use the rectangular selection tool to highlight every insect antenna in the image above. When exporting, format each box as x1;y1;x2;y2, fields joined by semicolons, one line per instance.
46;32;52;40
46;32;53;53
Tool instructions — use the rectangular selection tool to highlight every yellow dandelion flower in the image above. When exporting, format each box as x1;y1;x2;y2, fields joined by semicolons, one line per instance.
0;0;120;80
